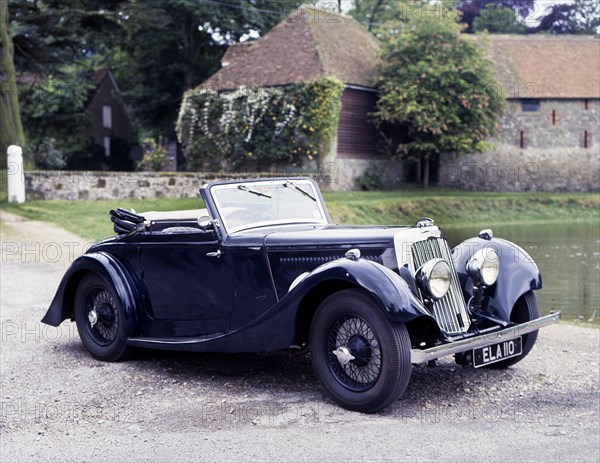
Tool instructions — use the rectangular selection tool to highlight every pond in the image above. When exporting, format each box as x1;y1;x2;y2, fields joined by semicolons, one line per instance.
445;221;600;324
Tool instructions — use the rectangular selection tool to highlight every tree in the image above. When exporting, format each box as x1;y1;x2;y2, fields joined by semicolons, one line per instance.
536;0;600;34
571;0;600;33
472;3;526;33
2;0;304;167
0;1;25;160
350;0;402;32
1;0;129;166
350;0;456;33
457;0;534;32
374;11;505;187
114;0;304;138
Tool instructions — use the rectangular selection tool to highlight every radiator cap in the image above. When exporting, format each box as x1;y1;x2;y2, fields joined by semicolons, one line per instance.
478;229;493;240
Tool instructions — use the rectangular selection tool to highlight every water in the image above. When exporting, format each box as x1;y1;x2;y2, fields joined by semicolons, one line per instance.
445;221;600;324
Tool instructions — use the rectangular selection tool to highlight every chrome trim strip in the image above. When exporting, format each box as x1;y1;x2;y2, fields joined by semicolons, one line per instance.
410;311;561;364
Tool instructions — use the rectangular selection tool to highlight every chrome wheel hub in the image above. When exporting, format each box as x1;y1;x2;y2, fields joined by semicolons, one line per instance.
332;346;355;365
88;309;98;328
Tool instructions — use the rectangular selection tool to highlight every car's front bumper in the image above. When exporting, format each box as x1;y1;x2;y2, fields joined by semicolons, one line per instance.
410;311;561;364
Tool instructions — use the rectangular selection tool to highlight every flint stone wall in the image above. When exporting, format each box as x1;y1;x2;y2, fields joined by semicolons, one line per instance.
24;170;337;201
24;157;409;199
439;146;600;192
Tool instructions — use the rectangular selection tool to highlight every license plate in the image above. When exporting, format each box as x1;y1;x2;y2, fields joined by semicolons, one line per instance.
473;337;522;368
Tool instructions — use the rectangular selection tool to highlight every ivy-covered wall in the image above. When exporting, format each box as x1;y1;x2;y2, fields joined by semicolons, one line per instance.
176;77;344;171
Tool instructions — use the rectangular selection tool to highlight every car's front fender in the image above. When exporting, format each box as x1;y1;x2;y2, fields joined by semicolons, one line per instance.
452;237;542;322
290;258;434;325
41;252;142;333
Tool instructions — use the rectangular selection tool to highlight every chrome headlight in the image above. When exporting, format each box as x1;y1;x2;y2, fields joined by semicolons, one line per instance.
416;258;451;300
466;248;499;286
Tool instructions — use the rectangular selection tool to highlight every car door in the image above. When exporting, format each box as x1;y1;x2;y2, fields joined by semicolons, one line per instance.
139;228;234;335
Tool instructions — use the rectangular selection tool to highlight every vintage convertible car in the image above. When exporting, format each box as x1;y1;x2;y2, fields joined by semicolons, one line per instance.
43;177;560;413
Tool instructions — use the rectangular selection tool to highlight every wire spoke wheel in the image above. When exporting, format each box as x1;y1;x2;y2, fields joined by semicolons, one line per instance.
326;315;382;391
85;288;119;346
310;289;412;413
75;274;132;362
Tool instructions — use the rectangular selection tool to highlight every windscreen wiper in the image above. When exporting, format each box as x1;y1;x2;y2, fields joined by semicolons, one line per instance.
283;182;316;201
237;184;272;198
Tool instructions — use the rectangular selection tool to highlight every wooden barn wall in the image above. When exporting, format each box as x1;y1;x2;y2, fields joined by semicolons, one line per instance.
336;88;384;159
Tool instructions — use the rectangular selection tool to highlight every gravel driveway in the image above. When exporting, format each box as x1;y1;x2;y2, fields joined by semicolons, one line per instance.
1;210;599;463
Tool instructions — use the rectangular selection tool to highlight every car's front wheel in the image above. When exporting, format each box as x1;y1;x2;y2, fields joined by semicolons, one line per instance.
74;273;132;362
309;289;412;413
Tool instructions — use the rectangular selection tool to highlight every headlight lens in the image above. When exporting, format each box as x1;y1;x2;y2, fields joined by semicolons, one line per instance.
416;258;451;300
466;248;499;286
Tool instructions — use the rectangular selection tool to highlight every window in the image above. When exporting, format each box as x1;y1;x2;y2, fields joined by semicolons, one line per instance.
549;109;560;126
103;136;111;157
102;105;112;129
518;130;527;149
580;130;592;149
521;100;540;112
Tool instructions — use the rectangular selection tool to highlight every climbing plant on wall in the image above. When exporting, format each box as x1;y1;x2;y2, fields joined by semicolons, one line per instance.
176;77;344;171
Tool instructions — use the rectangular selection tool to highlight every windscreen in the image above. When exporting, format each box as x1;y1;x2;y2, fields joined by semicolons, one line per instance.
210;180;329;233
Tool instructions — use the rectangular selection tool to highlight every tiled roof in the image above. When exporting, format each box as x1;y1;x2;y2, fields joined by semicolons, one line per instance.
93;69;109;84
200;6;381;90
489;35;600;99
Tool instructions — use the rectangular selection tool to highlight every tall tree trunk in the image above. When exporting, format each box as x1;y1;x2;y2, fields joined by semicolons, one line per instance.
0;1;25;163
422;155;430;188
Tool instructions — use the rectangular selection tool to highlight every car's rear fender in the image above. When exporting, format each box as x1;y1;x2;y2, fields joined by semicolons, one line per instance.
41;252;142;333
291;258;437;339
452;237;542;322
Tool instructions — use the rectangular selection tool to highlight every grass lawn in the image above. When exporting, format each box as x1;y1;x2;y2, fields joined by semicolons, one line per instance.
2;169;598;241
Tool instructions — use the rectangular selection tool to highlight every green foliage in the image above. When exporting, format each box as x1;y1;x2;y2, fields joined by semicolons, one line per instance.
113;0;304;136
3;0;304;163
350;0;406;32
374;11;506;185
349;0;464;36
8;0;127;74
30;138;66;169
457;0;534;33
536;0;600;34
3;0;128;166
137;138;172;171
18;71;98;168
472;4;527;33
355;163;384;191
176;77;344;171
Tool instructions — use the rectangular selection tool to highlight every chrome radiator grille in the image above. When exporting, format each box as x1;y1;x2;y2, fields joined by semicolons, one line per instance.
410;237;471;335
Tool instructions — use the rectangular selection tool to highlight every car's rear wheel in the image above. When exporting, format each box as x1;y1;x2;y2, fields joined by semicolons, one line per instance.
309;289;412;413
486;291;539;369
75;273;132;362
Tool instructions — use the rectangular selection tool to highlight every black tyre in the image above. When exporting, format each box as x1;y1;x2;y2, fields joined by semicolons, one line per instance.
309;289;412;413
486;291;539;369
74;273;132;362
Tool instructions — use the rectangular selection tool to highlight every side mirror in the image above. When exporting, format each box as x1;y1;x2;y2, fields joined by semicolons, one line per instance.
197;217;215;231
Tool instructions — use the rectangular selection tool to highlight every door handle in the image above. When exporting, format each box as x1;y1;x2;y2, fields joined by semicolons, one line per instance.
206;249;222;258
